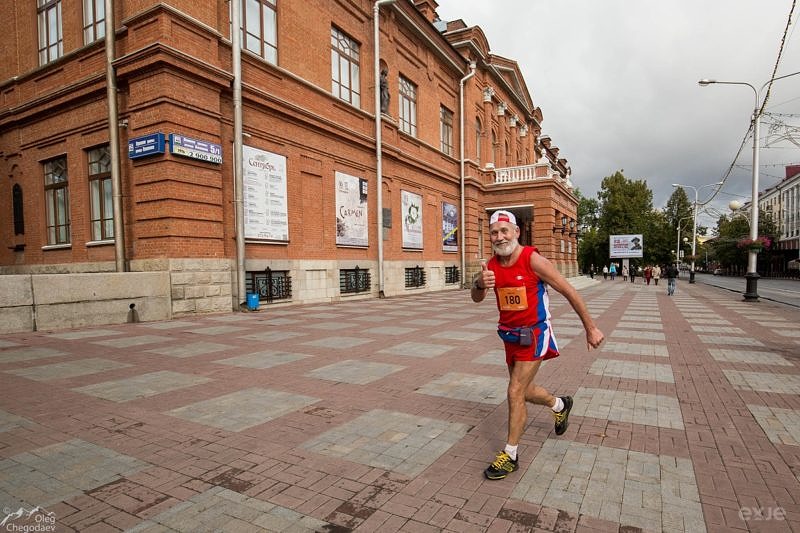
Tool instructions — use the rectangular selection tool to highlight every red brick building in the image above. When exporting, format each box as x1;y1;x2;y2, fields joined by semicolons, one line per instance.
0;0;578;324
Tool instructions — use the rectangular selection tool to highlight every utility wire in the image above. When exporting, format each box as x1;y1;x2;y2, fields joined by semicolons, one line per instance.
700;0;798;209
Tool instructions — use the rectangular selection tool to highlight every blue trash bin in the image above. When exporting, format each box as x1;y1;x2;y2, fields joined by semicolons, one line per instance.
246;293;260;311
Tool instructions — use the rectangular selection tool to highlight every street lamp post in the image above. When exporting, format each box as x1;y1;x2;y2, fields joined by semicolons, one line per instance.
672;182;723;283
698;71;800;300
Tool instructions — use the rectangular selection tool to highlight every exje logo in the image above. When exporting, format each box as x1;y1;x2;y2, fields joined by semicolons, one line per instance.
739;506;786;521
0;506;56;532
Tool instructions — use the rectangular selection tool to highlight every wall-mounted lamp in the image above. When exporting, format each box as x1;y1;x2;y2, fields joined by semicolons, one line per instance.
568;219;577;236
552;215;568;234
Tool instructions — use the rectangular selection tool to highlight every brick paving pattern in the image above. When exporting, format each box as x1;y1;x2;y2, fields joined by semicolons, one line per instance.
0;278;798;531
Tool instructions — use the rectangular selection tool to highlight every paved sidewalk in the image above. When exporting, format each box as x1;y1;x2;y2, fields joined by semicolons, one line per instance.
0;279;798;532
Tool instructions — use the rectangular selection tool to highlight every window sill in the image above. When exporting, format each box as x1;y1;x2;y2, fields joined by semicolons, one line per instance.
87;239;115;247
42;244;71;251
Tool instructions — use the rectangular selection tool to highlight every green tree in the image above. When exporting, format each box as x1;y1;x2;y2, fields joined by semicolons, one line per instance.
663;188;693;230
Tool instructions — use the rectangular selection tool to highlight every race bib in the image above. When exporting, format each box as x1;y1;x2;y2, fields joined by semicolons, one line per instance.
497;286;528;311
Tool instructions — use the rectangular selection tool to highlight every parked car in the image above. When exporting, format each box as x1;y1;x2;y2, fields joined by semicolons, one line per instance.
713;268;723;275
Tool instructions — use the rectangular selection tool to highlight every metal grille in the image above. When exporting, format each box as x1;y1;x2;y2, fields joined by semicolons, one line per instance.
339;266;371;294
445;266;460;284
404;266;426;288
247;268;292;303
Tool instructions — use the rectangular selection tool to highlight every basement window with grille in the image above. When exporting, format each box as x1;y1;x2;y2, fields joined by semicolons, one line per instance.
445;266;460;285
247;268;292;303
339;266;371;294
405;266;426;289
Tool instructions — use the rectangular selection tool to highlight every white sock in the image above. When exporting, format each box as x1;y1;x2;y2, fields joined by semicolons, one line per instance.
503;444;518;460
551;397;564;412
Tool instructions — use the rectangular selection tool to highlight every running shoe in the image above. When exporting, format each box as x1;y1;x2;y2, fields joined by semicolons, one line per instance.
553;396;573;435
484;451;518;480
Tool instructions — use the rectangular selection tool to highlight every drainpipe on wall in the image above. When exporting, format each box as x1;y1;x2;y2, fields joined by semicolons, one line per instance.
105;0;126;272
459;61;476;288
374;0;395;299
231;0;246;310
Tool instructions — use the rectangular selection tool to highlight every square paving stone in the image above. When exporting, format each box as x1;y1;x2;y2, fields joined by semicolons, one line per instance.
146;341;232;358
214;350;312;369
698;335;764;347
723;370;800;394
473;349;506;365
554;326;585;337
73;371;212;402
141;320;200;329
775;329;800;338
6;358;131;381
689;325;745;335
511;439;705;532
746;405;800;446
573;388;684;430
301;336;373;349
0;410;37;433
127;486;334;532
757;321;794;328
167;388;319;431
0;340;19;349
707;348;792;366
589;359;674;383
610;330;666;342
378;342;454;358
602;342;669;357
403;318;450;327
301;409;469;477
363;326;419;336
45;329;124;340
91;335;173;348
0;347;68;364
351;315;395;323
305;321;357;330
0;439;149;509
416;372;507;404
241;331;307;342
185;326;250;336
430;331;488;342
305;360;405;384
620;315;662;323
615;321;663;331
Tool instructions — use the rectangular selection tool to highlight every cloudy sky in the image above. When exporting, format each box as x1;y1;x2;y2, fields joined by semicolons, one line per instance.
436;0;800;228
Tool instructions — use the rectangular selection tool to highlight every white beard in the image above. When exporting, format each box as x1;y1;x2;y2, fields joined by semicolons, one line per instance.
492;238;519;257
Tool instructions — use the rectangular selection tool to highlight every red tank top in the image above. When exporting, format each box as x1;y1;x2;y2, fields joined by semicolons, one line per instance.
488;246;552;328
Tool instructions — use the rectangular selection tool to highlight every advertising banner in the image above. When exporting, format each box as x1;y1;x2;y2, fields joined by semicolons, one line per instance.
442;202;458;252
402;190;423;249
243;146;288;241
335;171;368;247
609;234;644;258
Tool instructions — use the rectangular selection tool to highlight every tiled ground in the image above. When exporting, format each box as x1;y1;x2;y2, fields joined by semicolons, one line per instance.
0;278;799;532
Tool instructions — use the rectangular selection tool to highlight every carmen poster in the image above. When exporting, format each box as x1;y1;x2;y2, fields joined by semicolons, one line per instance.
335;171;368;247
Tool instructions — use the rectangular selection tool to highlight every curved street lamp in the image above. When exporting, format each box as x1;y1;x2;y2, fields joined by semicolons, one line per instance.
698;70;800;300
672;181;723;283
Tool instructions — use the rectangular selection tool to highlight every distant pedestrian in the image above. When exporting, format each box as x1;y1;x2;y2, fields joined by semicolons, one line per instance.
644;266;652;286
630;267;636;284
666;264;678;296
602;265;608;280
652;265;661;286
589;264;595;279
471;210;604;480
622;266;628;281
609;263;617;280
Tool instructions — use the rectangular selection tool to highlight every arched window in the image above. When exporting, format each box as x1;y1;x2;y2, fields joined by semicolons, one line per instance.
12;184;24;235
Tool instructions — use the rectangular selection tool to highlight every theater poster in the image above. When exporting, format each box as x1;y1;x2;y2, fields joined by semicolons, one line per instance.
442;202;458;252
335;171;368;247
243;146;288;241
401;190;423;249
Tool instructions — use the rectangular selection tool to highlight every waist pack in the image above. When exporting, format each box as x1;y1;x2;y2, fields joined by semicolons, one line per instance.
497;325;534;346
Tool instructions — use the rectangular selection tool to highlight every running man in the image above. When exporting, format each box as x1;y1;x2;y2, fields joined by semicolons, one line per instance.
471;210;604;480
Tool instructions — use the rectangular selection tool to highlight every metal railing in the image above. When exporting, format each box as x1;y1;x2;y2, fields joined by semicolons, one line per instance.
247;267;292;303
405;265;426;288
445;266;460;284
340;266;371;294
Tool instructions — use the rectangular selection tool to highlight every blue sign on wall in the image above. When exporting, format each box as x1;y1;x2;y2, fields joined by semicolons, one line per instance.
128;133;165;159
169;134;222;164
